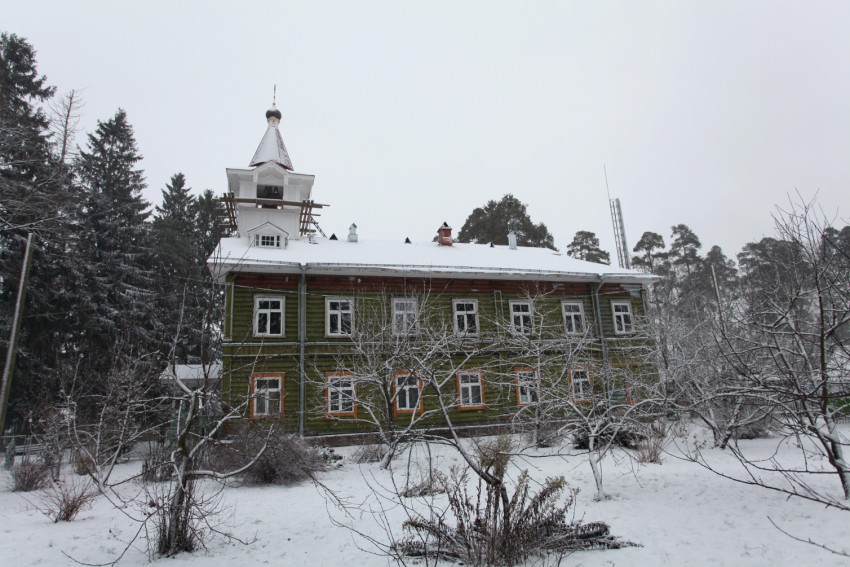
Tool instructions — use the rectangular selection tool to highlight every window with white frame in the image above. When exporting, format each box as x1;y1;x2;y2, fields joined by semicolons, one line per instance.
392;298;418;335
395;373;421;412
612;301;634;334
562;301;584;334
571;368;591;402
254;296;284;336
458;371;484;408
516;370;538;405
254;233;281;248
509;301;533;335
326;297;353;337
252;374;282;417
453;299;479;335
326;373;355;416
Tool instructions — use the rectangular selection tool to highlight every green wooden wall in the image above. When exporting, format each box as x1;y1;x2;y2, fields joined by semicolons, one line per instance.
221;273;655;435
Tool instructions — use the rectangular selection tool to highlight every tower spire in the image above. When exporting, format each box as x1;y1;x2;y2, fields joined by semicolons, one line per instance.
250;90;292;170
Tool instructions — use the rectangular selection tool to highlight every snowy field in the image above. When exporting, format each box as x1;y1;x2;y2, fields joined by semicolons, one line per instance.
1;426;848;567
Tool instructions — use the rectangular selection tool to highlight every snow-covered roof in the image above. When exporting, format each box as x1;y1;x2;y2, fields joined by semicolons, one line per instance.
159;363;222;387
249;108;294;170
211;236;659;284
246;221;289;237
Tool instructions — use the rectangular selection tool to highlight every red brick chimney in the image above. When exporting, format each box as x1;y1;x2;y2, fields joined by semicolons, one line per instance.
437;222;453;246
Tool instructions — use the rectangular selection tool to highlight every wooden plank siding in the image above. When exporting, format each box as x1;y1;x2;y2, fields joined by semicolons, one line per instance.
221;273;654;435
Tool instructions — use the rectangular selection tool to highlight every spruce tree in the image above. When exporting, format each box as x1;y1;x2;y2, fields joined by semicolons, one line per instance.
75;109;158;378
152;182;229;364
153;173;201;363
0;32;79;426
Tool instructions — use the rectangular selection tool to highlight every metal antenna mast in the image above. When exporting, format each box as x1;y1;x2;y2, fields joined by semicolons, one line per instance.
605;165;631;270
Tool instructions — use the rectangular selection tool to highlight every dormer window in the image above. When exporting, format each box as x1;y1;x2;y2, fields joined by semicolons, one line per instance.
246;222;288;250
255;234;281;248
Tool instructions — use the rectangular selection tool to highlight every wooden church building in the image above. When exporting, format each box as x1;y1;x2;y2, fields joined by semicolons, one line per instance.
210;105;658;437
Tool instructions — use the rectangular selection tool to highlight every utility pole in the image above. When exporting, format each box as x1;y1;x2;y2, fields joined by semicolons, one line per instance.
0;233;35;444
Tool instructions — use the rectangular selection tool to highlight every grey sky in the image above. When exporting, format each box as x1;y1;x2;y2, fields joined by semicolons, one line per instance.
6;1;850;261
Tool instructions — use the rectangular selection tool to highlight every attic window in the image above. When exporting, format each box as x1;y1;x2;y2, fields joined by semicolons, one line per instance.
255;234;281;248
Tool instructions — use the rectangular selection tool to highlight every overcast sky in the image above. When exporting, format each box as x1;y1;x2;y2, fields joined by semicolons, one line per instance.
6;1;850;262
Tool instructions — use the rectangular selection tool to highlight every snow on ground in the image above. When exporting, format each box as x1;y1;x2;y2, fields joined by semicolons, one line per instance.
1;426;848;567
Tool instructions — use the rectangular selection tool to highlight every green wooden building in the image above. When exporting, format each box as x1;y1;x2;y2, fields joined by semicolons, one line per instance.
210;106;659;438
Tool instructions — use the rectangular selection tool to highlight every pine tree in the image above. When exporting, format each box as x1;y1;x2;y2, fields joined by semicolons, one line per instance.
565;230;611;264
631;231;667;273
668;224;702;277
457;194;556;249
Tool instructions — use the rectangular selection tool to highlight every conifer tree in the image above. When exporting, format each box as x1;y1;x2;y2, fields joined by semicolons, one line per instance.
152;181;229;364
631;231;667;273
0;32;79;426
75;109;158;378
155;173;194;227
457;194;556;249
565;230;611;264
153;173;202;363
669;224;702;277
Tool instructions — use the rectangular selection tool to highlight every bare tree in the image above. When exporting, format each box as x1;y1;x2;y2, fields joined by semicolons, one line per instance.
663;301;775;449
487;285;664;500
48;89;83;164
312;287;499;469
688;197;850;507
61;347;165;492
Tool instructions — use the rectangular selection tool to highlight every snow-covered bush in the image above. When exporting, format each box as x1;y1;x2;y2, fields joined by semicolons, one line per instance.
352;443;389;464
397;461;634;565
571;419;644;451
141;442;173;482
41;477;97;522
210;425;325;486
9;458;49;492
634;419;673;464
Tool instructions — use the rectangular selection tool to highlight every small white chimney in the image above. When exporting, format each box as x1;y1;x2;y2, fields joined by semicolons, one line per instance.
348;223;358;243
508;230;517;250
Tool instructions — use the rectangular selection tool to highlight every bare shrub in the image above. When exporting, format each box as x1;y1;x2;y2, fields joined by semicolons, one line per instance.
210;425;325;486
571;419;645;450
352;443;389;464
147;476;200;554
141;442;173;483
400;469;446;498
474;435;514;472
524;421;566;448
398;465;634;566
9;458;50;492
734;419;772;440
73;450;94;476
41;477;98;522
634;419;672;464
